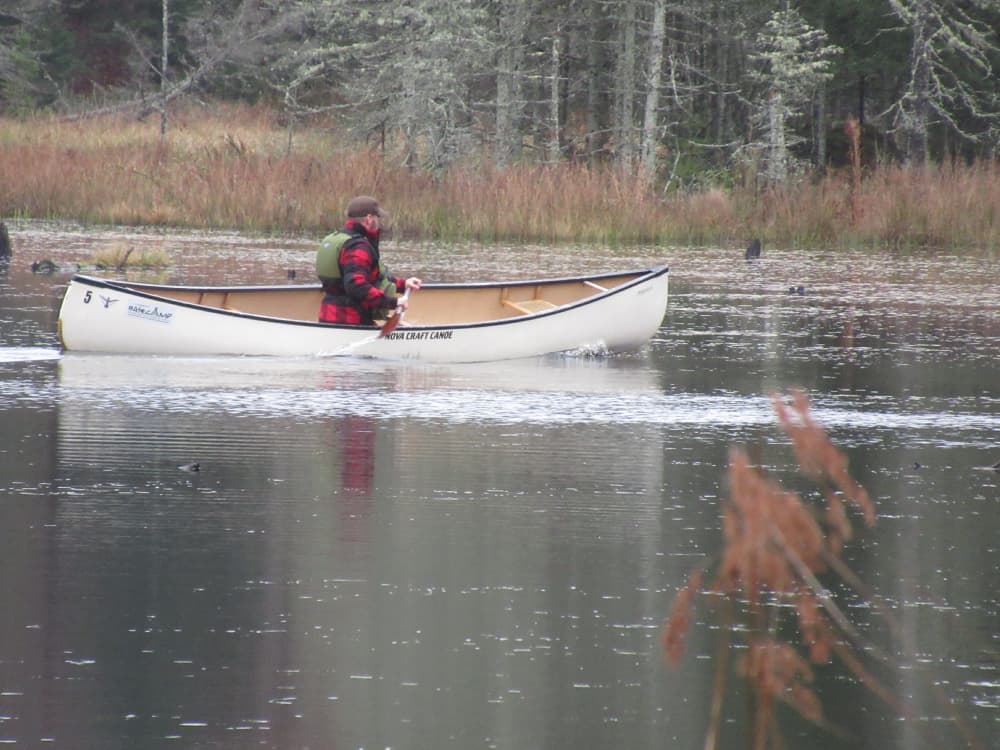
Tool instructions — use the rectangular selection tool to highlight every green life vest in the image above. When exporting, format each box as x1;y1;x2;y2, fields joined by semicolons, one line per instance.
316;230;396;296
316;231;350;281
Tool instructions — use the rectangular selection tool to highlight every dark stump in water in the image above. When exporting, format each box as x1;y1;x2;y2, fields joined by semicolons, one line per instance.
0;221;11;261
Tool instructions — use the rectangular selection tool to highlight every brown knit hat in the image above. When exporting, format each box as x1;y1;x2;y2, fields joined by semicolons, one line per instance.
346;195;387;218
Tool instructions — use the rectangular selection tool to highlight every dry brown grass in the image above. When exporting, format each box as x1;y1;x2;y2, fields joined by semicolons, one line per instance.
1;103;998;251
90;241;170;269
662;390;984;750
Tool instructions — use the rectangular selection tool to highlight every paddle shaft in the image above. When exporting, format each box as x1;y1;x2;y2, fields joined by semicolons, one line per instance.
378;288;410;338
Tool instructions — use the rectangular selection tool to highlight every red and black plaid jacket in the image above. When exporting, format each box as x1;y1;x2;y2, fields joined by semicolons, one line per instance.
319;221;403;325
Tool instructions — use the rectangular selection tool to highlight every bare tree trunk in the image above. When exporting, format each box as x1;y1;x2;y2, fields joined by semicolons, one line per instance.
496;45;516;167
711;7;729;149
584;0;608;163
495;0;527;168
899;0;932;165
160;0;169;143
547;30;562;162
813;88;826;171
402;61;418;170
766;91;787;184
640;0;667;185
858;74;866;125
614;0;638;169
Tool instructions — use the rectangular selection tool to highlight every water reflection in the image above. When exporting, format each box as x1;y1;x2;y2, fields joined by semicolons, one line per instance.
39;354;686;750
1;222;998;749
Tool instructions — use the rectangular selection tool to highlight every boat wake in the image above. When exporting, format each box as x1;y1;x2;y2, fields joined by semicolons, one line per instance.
562;341;612;358
315;331;381;358
0;346;61;363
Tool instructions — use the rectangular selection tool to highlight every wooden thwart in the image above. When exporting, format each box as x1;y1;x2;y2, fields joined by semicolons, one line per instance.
499;279;608;316
503;298;557;315
500;286;557;315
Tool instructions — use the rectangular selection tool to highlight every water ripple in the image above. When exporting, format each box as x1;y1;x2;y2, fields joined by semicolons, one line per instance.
51;377;1000;443
0;346;61;363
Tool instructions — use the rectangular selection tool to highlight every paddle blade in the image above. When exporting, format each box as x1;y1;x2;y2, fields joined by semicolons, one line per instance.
378;290;410;338
378;310;404;338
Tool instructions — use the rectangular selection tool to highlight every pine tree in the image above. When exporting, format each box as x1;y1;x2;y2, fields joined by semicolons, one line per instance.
748;6;840;184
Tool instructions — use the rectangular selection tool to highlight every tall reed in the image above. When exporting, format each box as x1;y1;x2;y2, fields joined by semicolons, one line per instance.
1;102;997;252
662;391;985;750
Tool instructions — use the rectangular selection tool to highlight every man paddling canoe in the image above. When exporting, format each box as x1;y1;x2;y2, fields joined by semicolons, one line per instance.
316;195;421;325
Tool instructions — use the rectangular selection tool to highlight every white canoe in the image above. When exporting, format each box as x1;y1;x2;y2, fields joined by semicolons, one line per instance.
57;265;669;362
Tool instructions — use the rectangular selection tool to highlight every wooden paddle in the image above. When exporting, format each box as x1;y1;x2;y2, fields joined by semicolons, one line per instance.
378;288;410;338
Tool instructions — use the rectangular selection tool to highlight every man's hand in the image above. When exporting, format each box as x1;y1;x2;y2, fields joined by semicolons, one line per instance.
396;278;421;312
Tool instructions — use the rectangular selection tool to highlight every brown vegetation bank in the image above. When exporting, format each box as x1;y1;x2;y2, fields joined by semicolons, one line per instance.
1;104;997;254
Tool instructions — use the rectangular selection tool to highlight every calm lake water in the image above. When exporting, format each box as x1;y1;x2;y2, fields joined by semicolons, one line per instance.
1;221;998;750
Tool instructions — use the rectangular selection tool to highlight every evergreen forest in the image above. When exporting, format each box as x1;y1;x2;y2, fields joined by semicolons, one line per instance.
2;0;998;189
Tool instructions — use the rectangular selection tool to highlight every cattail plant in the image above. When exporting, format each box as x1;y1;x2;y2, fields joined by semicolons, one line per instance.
662;390;984;750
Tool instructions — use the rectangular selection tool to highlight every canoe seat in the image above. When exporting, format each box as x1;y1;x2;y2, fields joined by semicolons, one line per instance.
502;298;557;315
